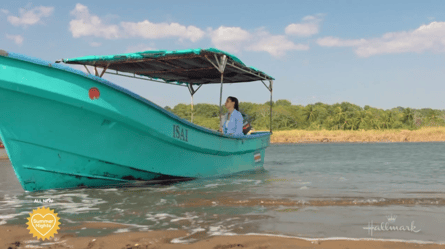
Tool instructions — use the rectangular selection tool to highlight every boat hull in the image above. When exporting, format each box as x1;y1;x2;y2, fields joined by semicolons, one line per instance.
0;51;270;192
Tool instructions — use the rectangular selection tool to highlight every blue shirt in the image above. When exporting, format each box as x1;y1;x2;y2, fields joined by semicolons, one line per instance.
221;109;244;136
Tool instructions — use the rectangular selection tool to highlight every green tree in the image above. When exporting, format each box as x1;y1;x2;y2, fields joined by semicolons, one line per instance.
166;101;445;132
195;103;219;117
173;103;191;120
275;99;292;106
303;104;317;123
402;108;415;127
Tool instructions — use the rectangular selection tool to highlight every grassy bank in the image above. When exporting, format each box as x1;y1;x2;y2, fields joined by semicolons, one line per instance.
267;127;445;143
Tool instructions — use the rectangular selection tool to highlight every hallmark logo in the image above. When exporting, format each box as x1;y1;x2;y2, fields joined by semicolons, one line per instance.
363;214;421;236
386;214;397;223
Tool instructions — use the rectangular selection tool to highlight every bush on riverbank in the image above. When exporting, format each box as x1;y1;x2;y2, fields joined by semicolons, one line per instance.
165;100;445;131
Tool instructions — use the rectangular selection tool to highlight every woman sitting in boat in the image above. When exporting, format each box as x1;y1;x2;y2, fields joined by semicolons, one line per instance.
219;96;244;136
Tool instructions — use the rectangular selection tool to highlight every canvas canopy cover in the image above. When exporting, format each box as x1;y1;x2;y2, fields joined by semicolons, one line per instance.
61;48;274;85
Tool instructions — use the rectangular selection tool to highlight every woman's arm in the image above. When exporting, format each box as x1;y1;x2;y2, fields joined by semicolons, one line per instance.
234;112;244;135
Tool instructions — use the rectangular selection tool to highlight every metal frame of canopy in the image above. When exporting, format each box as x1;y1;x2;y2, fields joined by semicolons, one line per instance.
58;50;274;134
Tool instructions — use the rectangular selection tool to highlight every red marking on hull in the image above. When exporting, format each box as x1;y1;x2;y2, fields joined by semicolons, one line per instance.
89;87;100;100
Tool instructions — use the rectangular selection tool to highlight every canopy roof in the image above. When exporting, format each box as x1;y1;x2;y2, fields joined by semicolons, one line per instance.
61;48;274;85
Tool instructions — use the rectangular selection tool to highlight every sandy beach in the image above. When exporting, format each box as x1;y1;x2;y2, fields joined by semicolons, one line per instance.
2;223;445;249
268;127;445;143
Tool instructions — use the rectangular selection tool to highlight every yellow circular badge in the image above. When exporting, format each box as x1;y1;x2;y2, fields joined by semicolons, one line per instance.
26;206;61;240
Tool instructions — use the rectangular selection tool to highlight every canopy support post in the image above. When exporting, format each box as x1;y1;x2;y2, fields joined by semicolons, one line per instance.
227;62;271;81
84;65;91;75
219;74;224;125
94;66;99;76
99;63;110;78
187;84;202;123
191;93;194;123
269;80;273;134
217;55;228;126
204;55;220;72
261;80;270;91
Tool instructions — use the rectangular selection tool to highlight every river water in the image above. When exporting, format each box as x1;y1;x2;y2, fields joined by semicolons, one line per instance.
0;142;444;244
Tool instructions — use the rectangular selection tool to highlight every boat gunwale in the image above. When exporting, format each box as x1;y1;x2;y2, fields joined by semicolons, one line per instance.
0;50;271;141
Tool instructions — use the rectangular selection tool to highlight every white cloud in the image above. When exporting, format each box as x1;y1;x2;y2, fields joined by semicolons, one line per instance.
317;37;366;47
89;42;102;47
69;4;204;42
208;26;252;53
209;27;308;57
7;6;54;27
68;4;312;57
69;3;120;39
0;9;9;15
248;34;309;57
285;14;323;37
125;44;157;53
6;34;24;45
317;21;445;57
121;20;204;42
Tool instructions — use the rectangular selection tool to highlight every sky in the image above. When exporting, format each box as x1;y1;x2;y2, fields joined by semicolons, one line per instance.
1;0;445;110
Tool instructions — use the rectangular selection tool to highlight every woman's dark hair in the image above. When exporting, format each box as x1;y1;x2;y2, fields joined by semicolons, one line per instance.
227;96;239;111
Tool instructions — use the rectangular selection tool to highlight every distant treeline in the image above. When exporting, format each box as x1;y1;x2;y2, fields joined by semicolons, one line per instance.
164;100;445;131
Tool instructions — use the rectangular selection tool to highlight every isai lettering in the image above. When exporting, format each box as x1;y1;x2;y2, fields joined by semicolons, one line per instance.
172;125;188;142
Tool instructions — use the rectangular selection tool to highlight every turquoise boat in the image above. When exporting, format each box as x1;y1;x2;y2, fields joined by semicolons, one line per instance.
0;48;275;192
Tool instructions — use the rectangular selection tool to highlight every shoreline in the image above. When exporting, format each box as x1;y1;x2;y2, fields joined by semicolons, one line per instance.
1;223;445;249
271;140;445;144
0;138;441;160
0;127;445;160
0;127;444;160
267;127;445;144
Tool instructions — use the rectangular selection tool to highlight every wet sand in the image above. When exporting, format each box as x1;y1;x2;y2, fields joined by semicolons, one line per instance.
176;196;445;208
1;223;444;249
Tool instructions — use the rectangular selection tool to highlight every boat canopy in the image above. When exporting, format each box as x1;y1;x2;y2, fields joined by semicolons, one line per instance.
58;48;274;134
60;48;274;85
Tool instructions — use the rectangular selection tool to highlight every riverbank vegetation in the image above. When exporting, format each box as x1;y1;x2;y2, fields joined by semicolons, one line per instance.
164;100;445;132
